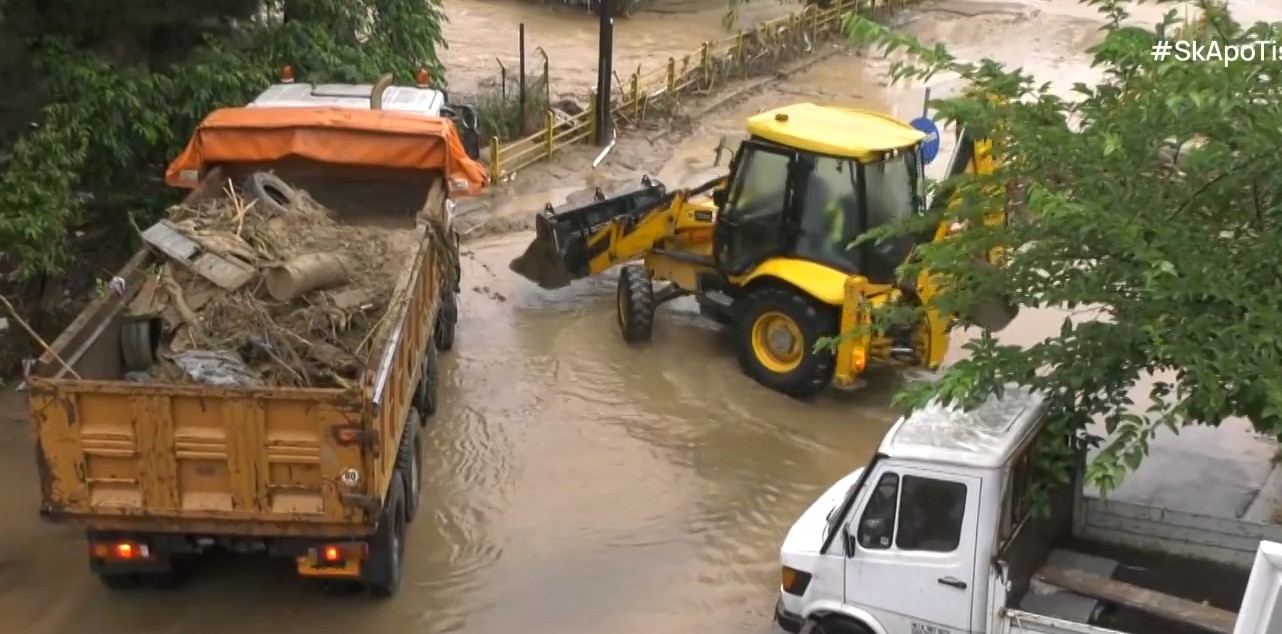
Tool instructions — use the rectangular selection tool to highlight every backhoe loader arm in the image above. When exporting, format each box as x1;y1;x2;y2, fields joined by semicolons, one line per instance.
510;174;726;290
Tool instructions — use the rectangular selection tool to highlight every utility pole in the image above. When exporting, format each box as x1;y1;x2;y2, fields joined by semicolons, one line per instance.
594;0;615;146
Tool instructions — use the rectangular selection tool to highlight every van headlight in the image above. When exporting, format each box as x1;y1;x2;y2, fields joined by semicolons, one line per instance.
781;566;813;596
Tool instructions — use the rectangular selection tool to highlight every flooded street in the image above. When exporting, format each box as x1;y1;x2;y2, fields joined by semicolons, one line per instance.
3;0;1281;632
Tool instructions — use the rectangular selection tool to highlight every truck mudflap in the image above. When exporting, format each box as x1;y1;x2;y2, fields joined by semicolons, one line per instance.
509;175;671;289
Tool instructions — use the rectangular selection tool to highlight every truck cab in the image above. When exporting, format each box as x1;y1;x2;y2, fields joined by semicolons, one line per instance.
249;68;482;160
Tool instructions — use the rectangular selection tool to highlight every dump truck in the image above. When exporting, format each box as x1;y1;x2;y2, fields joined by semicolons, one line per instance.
775;388;1266;634
23;70;487;597
510;103;1014;400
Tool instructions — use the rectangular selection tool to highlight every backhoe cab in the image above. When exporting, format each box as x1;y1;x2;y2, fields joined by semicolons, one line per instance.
510;103;1005;399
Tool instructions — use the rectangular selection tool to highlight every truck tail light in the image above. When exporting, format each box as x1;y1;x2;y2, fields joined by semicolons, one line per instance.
303;543;368;566
91;540;151;561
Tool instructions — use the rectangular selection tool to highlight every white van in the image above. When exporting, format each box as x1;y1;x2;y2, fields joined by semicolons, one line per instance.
773;387;1278;634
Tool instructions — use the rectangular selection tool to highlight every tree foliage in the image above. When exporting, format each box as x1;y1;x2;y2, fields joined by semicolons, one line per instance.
0;0;448;279
845;0;1282;496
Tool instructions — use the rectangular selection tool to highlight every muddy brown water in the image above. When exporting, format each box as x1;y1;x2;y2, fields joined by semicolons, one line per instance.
4;0;1279;632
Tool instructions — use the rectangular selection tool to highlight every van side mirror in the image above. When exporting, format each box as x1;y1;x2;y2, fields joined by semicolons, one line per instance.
842;525;855;557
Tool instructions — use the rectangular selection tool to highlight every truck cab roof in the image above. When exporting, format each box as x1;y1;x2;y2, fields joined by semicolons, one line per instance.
878;386;1047;469
248;82;447;117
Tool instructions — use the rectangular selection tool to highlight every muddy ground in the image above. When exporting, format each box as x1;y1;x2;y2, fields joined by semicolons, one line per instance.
2;0;1280;633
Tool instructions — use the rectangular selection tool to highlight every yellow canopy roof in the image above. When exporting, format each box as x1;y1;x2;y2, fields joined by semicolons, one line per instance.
746;103;926;161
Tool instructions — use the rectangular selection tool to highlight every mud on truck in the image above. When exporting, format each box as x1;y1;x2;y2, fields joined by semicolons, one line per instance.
23;69;487;598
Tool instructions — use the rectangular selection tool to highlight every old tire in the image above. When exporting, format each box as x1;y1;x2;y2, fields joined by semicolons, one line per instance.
434;291;458;352
364;475;407;599
120;319;157;372
616;265;655;344
734;287;836;400
396;414;424;523
242;172;299;215
414;344;439;418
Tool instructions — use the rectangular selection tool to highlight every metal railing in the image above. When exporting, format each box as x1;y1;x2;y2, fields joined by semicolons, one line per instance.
487;0;916;181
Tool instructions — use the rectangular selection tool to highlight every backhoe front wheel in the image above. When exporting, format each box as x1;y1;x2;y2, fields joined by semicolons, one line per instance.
734;287;836;400
616;265;655;344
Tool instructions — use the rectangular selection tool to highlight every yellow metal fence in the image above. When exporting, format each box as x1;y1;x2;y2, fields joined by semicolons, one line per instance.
487;0;916;181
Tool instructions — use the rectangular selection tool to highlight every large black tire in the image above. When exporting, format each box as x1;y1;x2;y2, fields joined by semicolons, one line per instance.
616;265;655;344
95;566;186;591
435;291;458;352
414;344;439;418
364;476;407;599
733;287;837;400
806;616;870;634
396;412;424;523
241;172;299;215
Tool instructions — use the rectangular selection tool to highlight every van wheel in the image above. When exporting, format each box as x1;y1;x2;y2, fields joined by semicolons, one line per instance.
435;291;458;351
414;344;439;418
364;476;407;599
396;414;424;523
733;287;836;400
808;616;870;634
616;264;655;343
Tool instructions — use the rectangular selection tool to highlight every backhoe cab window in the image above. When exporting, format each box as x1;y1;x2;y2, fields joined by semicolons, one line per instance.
862;151;921;282
856;472;967;553
797;156;861;270
796;150;921;279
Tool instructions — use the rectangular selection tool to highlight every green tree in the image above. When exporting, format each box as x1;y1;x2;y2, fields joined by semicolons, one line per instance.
0;0;449;279
843;0;1282;496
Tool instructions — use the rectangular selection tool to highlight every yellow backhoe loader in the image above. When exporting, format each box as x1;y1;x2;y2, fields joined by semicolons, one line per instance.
510;103;1010;399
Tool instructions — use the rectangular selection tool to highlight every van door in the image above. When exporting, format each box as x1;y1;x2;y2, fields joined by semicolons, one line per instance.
843;467;981;633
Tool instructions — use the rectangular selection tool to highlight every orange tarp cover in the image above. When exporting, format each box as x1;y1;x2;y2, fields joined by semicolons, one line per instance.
165;106;489;196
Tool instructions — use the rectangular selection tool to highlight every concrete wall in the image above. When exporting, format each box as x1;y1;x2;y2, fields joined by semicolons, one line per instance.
1078;496;1282;569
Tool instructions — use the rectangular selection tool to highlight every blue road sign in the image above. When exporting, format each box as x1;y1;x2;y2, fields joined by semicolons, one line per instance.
910;117;941;165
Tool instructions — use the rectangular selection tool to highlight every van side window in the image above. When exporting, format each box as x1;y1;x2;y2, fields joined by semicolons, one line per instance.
895;475;967;552
856;472;900;550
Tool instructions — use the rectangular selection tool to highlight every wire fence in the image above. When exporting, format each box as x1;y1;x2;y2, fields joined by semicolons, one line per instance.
486;0;919;181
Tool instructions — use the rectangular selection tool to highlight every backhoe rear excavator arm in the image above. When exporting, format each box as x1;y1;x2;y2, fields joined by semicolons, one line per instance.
510;174;726;290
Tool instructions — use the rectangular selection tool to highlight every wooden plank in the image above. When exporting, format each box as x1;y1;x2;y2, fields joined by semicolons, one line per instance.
141;220;254;291
1036;564;1237;634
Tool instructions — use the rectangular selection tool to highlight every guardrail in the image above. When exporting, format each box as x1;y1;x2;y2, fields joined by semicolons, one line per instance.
486;0;917;181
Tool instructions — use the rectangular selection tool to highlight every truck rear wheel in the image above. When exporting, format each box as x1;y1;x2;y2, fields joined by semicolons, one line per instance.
733;287;836;400
414;344;439;418
364;475;407;599
616;264;655;343
435;291;458;352
396;414;424;523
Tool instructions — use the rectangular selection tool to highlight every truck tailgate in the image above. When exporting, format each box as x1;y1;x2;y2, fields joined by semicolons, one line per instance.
29;380;371;534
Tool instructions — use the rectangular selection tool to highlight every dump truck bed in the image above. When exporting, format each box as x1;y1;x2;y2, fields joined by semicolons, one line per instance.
26;164;448;538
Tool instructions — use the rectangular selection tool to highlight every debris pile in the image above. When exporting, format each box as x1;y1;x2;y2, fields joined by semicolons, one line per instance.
123;174;424;388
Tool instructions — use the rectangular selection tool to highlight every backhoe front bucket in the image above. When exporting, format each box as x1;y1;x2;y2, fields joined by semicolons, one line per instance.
509;176;671;290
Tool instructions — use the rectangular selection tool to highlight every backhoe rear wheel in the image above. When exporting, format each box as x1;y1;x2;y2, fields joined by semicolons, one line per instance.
734;287;836;400
616;265;655;344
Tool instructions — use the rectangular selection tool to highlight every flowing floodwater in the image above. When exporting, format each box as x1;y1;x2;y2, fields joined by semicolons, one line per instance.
3;0;1280;633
